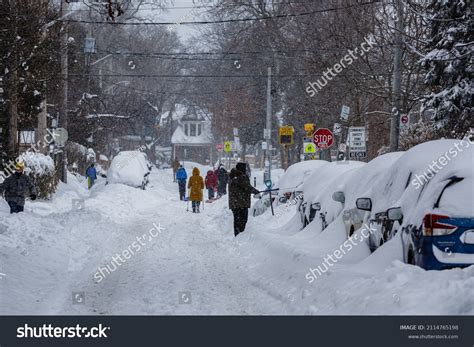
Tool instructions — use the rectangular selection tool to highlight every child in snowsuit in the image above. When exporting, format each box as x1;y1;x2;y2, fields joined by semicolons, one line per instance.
205;170;218;200
85;163;97;189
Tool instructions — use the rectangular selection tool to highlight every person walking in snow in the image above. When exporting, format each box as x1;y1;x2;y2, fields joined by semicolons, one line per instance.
205;169;218;200
228;162;260;236
0;162;37;214
176;164;187;200
188;167;204;213
217;164;229;197
172;158;180;182
85;163;97;189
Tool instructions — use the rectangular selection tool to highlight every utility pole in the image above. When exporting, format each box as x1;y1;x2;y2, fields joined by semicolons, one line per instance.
58;0;68;182
390;0;404;152
264;67;272;182
7;2;19;157
37;87;48;154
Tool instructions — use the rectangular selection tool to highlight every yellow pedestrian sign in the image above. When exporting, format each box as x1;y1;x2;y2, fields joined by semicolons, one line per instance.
304;142;316;154
224;141;232;153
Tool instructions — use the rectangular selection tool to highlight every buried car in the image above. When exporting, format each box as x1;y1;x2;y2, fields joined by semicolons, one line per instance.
354;139;474;256
331;152;404;238
107;151;153;189
387;141;474;270
300;160;365;230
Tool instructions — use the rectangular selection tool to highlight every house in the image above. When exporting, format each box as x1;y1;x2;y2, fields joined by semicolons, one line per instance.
160;104;213;165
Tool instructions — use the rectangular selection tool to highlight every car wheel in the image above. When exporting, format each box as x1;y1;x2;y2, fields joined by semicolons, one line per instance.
407;246;416;266
349;225;355;237
303;218;309;227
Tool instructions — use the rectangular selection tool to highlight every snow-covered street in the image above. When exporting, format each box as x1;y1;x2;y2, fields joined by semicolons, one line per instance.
1;162;473;315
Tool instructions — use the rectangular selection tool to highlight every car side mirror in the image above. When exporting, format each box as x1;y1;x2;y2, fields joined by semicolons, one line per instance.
311;202;321;211
332;191;345;204
387;207;403;221
356;198;372;211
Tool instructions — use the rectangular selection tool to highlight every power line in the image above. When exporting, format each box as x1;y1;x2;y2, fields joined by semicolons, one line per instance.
67;72;391;79
60;1;382;26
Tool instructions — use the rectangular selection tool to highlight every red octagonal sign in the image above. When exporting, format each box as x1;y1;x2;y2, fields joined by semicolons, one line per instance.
313;128;334;149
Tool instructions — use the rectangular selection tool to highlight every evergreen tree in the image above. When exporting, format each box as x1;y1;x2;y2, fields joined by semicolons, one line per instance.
421;0;473;138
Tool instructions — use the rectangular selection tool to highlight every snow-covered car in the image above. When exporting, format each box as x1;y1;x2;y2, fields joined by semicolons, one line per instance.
355;140;473;253
276;160;329;204
385;140;474;269
107;151;152;189
299;161;365;230
331;152;404;238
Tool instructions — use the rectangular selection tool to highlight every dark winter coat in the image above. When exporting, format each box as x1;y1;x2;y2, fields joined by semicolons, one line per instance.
217;167;228;185
0;172;37;206
228;168;259;210
188;167;204;202
205;171;218;189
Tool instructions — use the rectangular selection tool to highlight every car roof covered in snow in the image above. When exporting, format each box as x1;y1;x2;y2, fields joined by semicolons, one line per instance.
276;160;330;193
302;161;366;204
365;139;473;222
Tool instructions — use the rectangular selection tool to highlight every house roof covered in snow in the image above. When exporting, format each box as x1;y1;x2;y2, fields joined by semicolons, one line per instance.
171;122;213;145
158;104;211;125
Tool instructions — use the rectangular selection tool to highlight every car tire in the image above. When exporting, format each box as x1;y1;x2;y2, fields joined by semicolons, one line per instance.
407;246;416;266
349;225;355;237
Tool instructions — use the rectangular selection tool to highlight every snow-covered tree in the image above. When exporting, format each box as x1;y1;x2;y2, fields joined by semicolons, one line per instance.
399;118;436;150
421;0;473;138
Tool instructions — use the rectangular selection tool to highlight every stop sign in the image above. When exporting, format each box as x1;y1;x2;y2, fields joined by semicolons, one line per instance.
313;128;334;149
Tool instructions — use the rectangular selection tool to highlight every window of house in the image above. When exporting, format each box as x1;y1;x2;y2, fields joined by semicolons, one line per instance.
197;123;202;136
190;123;197;136
184;123;189;136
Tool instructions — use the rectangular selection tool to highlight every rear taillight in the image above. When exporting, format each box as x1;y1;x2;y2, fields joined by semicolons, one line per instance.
423;214;457;236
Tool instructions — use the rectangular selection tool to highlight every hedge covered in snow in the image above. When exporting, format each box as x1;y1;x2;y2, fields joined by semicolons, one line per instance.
19;152;59;200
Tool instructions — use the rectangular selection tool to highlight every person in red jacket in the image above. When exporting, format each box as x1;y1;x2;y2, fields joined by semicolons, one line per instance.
205;170;218;200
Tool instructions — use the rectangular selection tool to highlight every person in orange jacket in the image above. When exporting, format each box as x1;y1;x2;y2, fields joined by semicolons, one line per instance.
187;167;204;213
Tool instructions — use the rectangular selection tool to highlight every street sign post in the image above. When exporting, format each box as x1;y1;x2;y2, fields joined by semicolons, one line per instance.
54;128;68;148
340;105;350;121
400;114;410;132
224;141;232;153
304;142;316;154
313;128;334;149
263;128;271;139
348;127;366;159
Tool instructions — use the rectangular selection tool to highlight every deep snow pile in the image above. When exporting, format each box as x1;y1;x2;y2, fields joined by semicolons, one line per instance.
0;150;473;315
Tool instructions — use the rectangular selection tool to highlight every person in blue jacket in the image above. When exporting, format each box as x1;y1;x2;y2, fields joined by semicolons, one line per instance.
85;163;97;189
176;164;187;200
